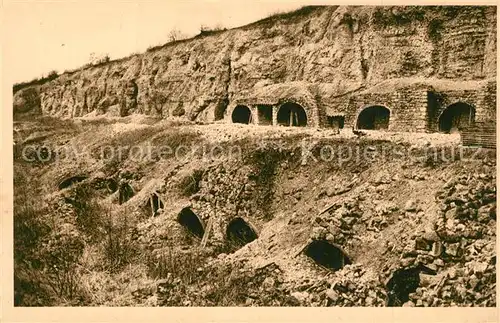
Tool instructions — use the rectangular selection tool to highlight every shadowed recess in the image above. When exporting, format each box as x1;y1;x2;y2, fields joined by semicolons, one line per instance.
277;102;307;127
145;193;164;216
257;105;273;126
118;182;134;205
226;217;258;249
438;102;475;134
327;116;345;129
357;105;390;130
214;97;229;121
58;175;87;190
303;240;351;271
178;207;205;238
232;105;252;124
386;263;437;306
106;178;118;193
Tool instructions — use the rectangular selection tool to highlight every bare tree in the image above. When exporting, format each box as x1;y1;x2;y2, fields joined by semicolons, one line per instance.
168;28;188;42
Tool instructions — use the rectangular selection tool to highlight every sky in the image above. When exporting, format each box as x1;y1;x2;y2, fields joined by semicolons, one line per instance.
3;0;318;84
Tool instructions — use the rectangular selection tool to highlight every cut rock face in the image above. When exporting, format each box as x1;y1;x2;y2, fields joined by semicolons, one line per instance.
226;217;258;249
178;207;205;239
303;240;351;271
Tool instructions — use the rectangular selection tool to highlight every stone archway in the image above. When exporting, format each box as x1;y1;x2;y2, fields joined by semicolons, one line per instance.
232;105;252;124
277;102;307;127
438;102;475;134
303;240;351;271
226;217;258;249
177;207;205;239
356;105;390;130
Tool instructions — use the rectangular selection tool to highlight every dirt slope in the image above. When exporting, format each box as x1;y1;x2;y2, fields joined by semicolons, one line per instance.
13;117;496;306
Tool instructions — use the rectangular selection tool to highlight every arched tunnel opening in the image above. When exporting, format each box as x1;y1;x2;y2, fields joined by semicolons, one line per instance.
118;182;134;205
438;102;475;134
145;193;164;217
226;217;258;249
58;175;87;190
303;240;351;271
386;263;437;306
177;207;205;239
277;102;307;127
356;105;390;130
231;105;252;124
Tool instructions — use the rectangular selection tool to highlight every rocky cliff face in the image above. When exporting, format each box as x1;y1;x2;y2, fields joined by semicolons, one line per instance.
13;6;497;122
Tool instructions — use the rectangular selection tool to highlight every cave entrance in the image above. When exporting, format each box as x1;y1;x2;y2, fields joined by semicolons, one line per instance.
232;105;252;124
303;240;351;271
257;105;273;126
226;217;258;249
58;175;87;190
145;193;164;217
386;264;437;306
356;105;390;130
438;102;475;134
118;182;134;205
277;102;307;127
178;207;205;239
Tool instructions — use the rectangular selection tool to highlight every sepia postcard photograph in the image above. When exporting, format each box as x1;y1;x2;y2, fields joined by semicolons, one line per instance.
2;0;498;322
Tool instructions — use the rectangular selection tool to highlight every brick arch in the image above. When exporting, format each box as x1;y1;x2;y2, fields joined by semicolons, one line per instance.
354;104;392;130
277;101;308;127
277;96;318;127
437;101;476;133
231;104;252;124
227;103;257;124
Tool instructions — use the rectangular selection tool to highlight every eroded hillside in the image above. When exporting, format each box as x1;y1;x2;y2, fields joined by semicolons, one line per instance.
14;116;496;306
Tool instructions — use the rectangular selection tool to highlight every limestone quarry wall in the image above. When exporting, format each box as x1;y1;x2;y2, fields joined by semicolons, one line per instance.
13;6;497;132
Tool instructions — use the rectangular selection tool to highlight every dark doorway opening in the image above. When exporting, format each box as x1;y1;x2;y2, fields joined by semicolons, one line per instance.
257;105;273;126
386;263;437;306
226;217;258;249
118;182;134;205
178;207;205;239
438;102;475;134
277;102;307;127
327;116;345;129
232;105;252;124
356;106;390;130
303;240;351;271
58;175;87;190
145;193;164;217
